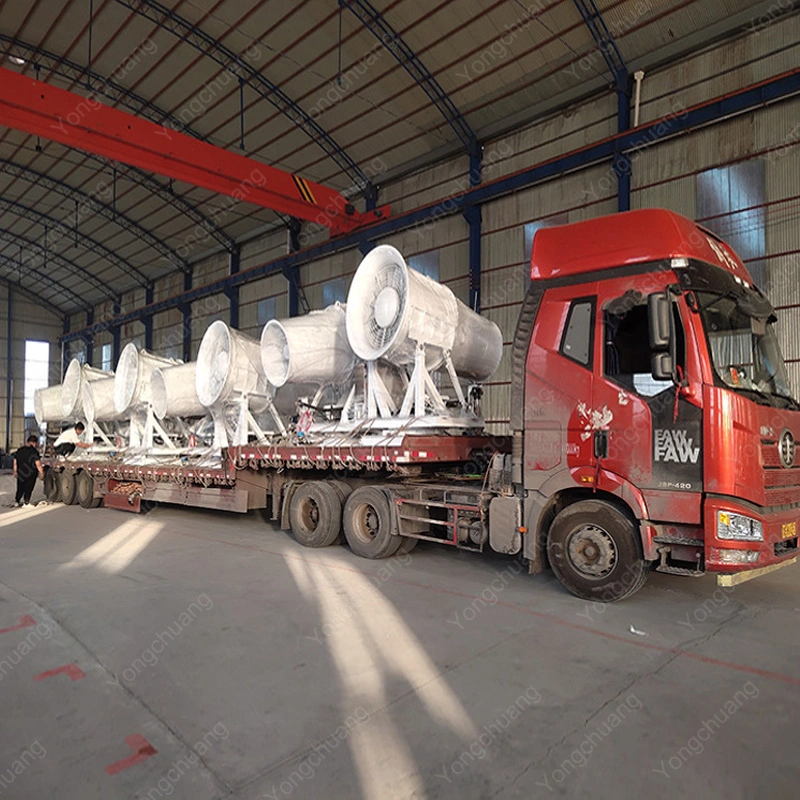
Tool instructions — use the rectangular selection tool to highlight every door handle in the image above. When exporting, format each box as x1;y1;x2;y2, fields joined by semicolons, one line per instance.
594;430;609;459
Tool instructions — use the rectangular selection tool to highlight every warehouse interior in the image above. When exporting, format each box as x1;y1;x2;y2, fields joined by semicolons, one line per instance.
2;1;800;798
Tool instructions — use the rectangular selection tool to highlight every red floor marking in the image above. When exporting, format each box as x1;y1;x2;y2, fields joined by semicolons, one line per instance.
0;614;35;634
34;663;86;682
169;528;800;688
105;734;157;776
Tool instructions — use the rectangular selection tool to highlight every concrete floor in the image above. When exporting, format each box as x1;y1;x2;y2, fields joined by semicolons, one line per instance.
0;473;799;800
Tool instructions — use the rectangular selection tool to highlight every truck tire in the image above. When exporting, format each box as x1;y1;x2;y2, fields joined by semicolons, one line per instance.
398;536;418;554
43;468;60;502
289;482;343;548
343;487;402;559
76;470;102;509
546;499;649;601
58;470;78;506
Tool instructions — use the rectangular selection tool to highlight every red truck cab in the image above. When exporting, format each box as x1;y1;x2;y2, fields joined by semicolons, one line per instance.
514;209;799;600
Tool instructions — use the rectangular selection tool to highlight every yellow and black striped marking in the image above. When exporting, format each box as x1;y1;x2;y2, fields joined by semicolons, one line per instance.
292;175;316;205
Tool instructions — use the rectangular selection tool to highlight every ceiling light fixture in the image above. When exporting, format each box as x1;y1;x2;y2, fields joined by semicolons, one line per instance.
8;56;26;65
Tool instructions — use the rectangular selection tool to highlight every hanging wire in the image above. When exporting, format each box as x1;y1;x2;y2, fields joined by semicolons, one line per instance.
87;0;94;89
239;78;245;150
337;1;343;87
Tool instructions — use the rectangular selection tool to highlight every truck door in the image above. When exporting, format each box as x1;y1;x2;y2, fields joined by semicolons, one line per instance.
592;283;703;522
523;283;597;490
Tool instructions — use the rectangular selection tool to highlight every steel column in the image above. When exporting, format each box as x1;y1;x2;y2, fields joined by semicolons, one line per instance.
84;309;94;365
4;285;11;451
62;315;70;379
572;0;630;211
285;220;307;317
143;287;153;353
463;204;482;312
181;271;192;363
226;247;240;329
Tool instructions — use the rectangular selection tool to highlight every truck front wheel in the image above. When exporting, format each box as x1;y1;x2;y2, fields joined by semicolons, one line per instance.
289;482;343;548
343;487;401;559
547;500;649;601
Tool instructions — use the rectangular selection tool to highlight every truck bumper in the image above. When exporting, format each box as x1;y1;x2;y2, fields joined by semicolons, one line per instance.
704;496;799;579
716;557;797;586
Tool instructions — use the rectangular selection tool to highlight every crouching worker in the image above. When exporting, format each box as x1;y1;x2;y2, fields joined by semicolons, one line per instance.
14;435;44;506
53;422;92;457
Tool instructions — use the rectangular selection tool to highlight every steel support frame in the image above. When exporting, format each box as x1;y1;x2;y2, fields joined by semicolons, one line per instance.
340;0;479;158
0;157;190;273
0;251;91;312
572;0;631;211
113;0;373;198
60;68;800;343
0;228;116;302
0;196;149;289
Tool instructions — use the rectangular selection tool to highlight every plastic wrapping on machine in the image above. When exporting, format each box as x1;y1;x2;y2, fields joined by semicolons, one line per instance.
196;321;269;412
260;303;356;388
61;360;112;418
346;244;503;380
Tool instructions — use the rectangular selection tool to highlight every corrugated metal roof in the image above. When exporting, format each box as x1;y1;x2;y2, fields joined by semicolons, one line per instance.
0;0;787;311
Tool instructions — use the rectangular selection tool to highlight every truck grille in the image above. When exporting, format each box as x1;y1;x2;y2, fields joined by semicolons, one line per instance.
762;439;800;505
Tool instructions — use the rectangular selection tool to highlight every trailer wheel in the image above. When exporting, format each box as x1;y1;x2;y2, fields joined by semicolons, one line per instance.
329;480;352;505
547;499;649;602
76;470;102;509
289;482;343;548
343;487;401;559
43;468;60;502
58;470;78;506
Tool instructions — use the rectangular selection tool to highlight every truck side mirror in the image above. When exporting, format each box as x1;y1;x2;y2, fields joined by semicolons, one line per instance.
648;292;676;382
651;352;674;381
648;292;672;349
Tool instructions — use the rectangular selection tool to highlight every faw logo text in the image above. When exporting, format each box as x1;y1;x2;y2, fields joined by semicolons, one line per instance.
654;429;700;464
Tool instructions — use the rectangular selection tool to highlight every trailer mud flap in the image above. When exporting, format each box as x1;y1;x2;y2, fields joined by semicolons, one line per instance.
489;496;523;554
104;493;141;513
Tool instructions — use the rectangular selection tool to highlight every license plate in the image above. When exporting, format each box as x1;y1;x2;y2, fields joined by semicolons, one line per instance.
782;521;797;539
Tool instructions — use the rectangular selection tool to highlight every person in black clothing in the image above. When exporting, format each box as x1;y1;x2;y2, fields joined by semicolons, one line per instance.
14;435;44;506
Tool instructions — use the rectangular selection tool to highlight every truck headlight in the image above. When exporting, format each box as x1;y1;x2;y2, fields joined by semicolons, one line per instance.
717;511;764;541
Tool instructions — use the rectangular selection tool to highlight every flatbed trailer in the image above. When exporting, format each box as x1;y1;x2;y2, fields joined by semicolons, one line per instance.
43;434;516;558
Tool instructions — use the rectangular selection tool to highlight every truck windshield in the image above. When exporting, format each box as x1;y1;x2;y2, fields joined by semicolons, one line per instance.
697;291;797;407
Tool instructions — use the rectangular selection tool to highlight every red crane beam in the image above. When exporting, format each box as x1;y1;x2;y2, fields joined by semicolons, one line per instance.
0;67;389;235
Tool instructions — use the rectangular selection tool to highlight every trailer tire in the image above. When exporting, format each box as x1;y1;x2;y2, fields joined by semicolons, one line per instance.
76;470;102;509
289;482;343;548
329;480;352;505
58;470;78;506
343;487;401;559
43;468;60;502
547;499;649;602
